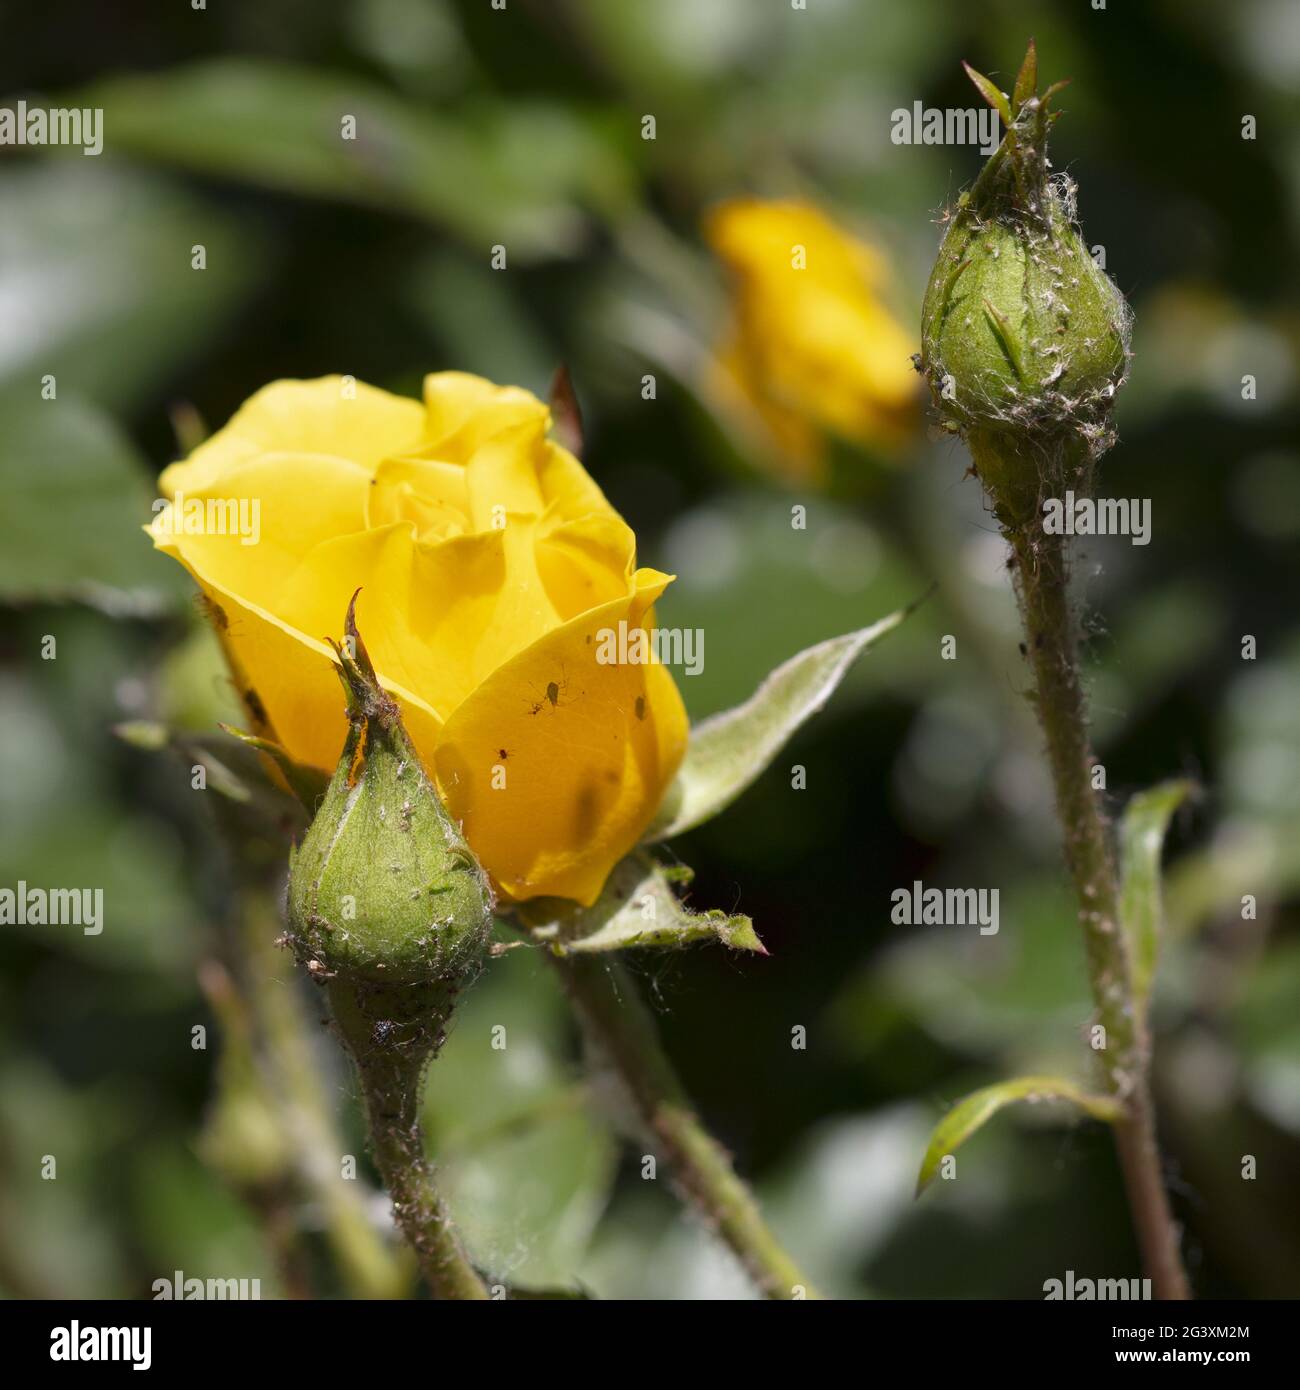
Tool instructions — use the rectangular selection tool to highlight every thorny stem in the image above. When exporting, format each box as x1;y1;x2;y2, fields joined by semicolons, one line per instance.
328;980;488;1301
553;954;818;1300
997;449;1190;1300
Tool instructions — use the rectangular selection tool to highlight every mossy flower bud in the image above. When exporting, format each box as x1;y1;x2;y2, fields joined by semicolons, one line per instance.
287;595;494;1000
918;44;1131;500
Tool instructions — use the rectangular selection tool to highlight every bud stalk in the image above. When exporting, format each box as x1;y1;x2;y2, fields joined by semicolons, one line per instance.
920;44;1189;1300
286;594;493;1298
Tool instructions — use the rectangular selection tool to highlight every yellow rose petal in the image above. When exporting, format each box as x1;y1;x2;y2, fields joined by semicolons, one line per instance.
164;570;442;776
463;421;549;528
435;576;687;905
421;371;549;461
367;455;471;539
704;197;921;470
149;451;371;598
159;377;423;496
535;439;618;523
273;517;572;722
536;511;637;620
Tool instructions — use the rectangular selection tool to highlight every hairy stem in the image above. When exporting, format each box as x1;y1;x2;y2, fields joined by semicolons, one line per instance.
553;954;817;1299
1000;468;1189;1300
328;980;488;1300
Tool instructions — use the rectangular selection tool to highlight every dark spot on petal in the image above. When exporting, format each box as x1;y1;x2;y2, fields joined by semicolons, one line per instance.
244;688;268;727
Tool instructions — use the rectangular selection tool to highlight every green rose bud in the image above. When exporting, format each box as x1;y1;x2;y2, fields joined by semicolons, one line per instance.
286;595;493;1019
280;597;494;1298
918;43;1131;525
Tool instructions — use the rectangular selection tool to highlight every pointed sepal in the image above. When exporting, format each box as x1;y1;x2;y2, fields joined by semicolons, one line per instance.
962;61;1013;127
520;852;765;956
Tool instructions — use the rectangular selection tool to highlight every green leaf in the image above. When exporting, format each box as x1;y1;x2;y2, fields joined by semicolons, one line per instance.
522;852;765;955
646;608;909;841
962;61;1013;127
1012;38;1038;114
916;1076;1122;1196
73;59;621;260
1119;779;1196;1008
0;394;185;615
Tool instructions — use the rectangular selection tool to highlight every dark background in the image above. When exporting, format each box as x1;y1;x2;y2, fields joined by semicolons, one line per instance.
1;0;1297;1298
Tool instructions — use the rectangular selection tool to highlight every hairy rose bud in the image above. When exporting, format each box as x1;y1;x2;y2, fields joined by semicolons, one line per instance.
918;45;1131;523
287;596;493;1002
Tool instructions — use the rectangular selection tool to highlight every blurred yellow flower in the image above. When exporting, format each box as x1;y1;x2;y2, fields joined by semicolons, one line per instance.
705;198;921;481
149;372;688;906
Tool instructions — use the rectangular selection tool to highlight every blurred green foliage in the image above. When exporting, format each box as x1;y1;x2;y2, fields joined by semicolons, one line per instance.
1;0;1298;1298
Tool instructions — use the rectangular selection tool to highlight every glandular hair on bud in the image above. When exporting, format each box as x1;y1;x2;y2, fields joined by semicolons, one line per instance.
286;606;494;999
918;49;1132;525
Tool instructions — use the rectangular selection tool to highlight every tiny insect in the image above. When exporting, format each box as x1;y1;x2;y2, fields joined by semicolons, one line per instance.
243;687;269;728
526;666;573;715
634;695;646;721
194;593;229;632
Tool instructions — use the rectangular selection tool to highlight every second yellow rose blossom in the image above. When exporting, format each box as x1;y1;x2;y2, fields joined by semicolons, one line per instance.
148;372;688;906
705;198;921;481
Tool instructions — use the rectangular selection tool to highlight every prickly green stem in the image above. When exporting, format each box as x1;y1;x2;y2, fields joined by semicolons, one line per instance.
924;44;1190;1301
1009;515;1188;1301
328;979;488;1300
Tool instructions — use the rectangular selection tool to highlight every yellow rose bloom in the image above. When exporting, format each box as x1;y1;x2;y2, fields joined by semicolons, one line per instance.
705;198;921;481
149;372;688;906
